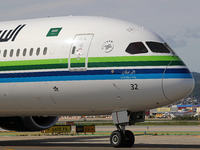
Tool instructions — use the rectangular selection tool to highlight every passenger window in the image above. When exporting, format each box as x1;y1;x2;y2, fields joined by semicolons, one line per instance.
146;42;170;53
36;48;40;56
29;48;33;56
125;42;148;54
72;46;76;54
43;47;47;55
16;49;20;57
23;48;27;56
3;50;7;57
10;49;14;57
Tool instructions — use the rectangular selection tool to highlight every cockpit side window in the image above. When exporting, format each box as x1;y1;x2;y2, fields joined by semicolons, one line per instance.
146;42;170;53
125;42;148;54
164;43;176;55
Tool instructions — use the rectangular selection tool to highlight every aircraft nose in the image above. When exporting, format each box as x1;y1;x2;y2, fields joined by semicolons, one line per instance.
162;68;195;103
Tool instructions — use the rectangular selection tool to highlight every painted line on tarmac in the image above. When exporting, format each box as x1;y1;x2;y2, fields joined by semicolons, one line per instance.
1;147;14;150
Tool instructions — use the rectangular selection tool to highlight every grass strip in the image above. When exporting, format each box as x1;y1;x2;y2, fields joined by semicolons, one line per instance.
70;121;200;126
1;131;200;136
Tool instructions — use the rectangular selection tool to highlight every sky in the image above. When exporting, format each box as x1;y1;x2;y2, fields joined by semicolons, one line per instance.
0;0;199;72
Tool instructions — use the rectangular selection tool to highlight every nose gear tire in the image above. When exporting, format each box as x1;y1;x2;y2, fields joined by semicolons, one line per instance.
110;130;125;147
110;130;135;147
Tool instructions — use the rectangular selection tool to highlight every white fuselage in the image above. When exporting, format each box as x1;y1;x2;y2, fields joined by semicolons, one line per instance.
0;16;194;116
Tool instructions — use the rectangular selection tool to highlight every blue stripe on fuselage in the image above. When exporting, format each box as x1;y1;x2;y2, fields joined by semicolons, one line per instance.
0;68;192;83
0;68;191;78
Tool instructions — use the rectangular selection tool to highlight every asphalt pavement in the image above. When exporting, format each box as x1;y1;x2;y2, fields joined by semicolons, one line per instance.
0;125;200;150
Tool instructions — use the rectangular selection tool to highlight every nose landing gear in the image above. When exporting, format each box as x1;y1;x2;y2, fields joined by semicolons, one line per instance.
110;111;145;147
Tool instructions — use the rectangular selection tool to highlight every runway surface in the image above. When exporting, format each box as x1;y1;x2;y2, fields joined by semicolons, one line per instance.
0;125;200;150
0;135;200;150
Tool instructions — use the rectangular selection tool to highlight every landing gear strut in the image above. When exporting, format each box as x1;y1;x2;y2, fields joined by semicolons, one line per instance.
110;125;135;147
110;110;145;148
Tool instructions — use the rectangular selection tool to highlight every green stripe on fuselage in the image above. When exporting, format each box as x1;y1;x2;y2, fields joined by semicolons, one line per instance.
0;58;68;66
88;56;181;62
0;58;68;71
70;58;85;68
0;55;184;71
88;61;185;68
0;64;68;71
88;55;184;68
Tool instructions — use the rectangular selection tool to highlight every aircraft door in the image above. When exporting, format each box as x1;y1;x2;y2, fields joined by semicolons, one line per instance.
69;34;94;71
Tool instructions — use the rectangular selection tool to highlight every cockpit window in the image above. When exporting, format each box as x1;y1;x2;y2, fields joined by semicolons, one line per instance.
146;42;170;53
164;43;176;54
125;42;148;54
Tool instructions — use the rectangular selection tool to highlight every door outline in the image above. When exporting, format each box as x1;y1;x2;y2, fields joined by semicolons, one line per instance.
69;34;94;71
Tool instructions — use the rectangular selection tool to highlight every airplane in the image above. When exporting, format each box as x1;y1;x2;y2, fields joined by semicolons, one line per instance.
164;105;197;118
164;110;193;118
0;16;194;147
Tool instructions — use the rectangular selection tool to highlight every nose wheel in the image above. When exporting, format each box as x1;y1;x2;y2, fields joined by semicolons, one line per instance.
110;129;135;147
124;130;135;147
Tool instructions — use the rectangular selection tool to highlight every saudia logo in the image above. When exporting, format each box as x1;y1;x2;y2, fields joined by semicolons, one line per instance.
0;24;26;42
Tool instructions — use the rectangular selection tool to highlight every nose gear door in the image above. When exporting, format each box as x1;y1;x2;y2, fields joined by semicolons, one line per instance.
69;34;94;71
